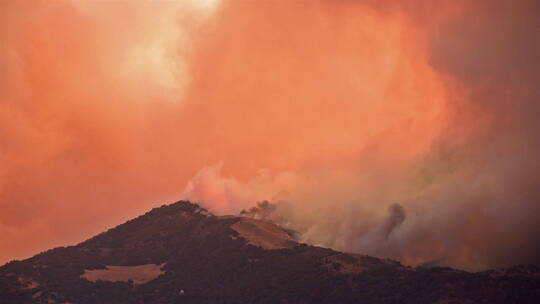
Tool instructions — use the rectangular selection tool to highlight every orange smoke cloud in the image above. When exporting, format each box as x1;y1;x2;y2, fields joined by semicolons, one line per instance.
0;0;214;263
1;0;539;270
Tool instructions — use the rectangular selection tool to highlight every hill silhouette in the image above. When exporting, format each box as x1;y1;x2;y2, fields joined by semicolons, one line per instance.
1;201;539;303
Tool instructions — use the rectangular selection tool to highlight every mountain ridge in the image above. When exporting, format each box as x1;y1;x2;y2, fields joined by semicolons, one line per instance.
1;201;539;303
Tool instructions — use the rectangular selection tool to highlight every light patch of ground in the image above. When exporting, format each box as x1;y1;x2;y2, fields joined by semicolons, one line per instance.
230;218;297;250
32;291;42;299
81;263;165;285
18;277;39;289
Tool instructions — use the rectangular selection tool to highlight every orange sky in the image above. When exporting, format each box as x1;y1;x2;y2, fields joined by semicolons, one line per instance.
1;0;539;270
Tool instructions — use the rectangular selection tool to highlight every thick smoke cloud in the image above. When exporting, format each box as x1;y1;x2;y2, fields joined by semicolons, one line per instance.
1;0;539;271
0;0;217;264
181;0;540;270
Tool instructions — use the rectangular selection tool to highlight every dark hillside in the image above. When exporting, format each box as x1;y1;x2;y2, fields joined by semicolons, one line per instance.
1;201;539;303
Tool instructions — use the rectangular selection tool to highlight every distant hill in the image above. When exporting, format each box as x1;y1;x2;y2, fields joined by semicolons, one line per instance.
1;201;539;303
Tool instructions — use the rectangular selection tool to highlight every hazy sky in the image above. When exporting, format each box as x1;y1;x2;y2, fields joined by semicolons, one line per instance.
1;0;539;270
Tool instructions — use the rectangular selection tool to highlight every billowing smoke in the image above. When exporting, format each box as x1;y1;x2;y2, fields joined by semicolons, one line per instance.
382;204;406;240
2;0;539;270
240;201;277;221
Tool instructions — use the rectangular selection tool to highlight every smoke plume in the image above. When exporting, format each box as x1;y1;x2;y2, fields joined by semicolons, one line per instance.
2;0;539;270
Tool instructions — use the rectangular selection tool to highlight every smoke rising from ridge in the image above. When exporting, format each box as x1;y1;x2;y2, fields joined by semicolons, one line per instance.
1;0;540;270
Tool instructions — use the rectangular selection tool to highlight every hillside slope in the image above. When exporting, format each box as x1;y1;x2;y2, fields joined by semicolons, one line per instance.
1;201;539;303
